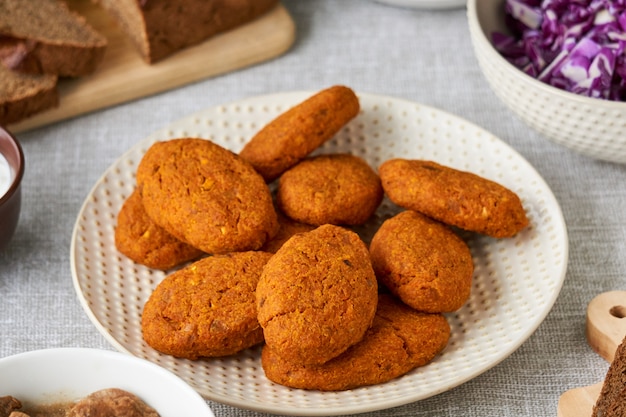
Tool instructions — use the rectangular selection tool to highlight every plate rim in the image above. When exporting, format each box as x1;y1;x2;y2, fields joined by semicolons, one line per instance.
70;90;569;416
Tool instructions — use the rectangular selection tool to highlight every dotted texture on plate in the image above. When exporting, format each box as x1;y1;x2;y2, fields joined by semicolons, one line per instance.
70;92;568;416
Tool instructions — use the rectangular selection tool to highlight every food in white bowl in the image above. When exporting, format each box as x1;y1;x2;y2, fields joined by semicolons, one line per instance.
2;388;160;416
467;0;626;164
0;348;214;417
493;0;626;101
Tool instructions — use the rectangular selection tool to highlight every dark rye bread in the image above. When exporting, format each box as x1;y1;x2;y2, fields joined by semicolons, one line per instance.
593;334;626;417
0;65;58;125
0;0;107;77
93;0;279;63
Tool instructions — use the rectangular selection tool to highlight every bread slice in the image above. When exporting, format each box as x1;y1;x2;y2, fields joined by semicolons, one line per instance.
93;0;279;63
593;335;626;417
0;65;58;126
601;386;626;417
0;0;107;77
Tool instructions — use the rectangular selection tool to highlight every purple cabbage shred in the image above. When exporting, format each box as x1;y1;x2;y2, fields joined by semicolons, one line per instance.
493;0;626;100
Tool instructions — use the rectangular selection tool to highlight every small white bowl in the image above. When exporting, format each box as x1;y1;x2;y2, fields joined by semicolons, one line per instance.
468;0;626;164
0;348;214;417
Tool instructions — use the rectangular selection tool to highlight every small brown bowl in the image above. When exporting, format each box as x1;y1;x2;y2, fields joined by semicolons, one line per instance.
0;126;24;251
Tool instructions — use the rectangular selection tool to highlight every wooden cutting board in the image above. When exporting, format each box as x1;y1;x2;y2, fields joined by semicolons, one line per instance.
557;291;626;417
8;2;296;133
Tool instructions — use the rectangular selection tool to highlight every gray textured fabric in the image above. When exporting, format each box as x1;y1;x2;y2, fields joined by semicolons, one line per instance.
0;1;623;416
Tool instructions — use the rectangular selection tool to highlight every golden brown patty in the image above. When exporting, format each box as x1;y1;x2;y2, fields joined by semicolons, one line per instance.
379;159;529;238
260;210;315;253
239;85;360;182
369;210;474;313
67;388;159;417
257;224;378;366
136;138;278;254
277;153;383;226
261;294;450;391
141;251;273;359
114;189;204;270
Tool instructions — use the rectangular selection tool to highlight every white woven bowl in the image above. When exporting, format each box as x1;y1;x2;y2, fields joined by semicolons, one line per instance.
467;0;626;164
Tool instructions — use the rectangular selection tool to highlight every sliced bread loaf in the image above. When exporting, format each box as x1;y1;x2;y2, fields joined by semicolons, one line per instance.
0;0;107;77
593;334;626;417
0;65;58;126
93;0;279;63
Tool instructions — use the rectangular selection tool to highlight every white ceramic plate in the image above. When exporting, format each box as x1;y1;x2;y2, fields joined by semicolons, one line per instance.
0;348;214;417
375;0;466;10
71;91;568;416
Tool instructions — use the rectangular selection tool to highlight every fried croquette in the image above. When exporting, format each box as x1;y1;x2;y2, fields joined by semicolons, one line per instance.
136;138;278;254
256;224;378;366
260;210;315;253
261;294;450;391
277;153;383;226
114;189;204;270
379;159;529;238
369;210;474;313
141;251;273;359
239;85;360;182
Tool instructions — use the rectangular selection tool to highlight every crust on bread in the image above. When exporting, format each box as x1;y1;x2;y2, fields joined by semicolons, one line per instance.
93;0;279;63
0;65;58;125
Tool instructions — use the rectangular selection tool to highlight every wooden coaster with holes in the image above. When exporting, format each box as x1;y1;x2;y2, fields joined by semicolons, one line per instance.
557;291;626;417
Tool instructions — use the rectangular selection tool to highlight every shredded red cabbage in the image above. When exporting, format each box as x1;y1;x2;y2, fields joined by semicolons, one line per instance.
493;0;626;100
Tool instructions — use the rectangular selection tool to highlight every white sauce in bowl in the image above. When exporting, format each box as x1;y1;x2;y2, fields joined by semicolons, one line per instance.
0;152;12;199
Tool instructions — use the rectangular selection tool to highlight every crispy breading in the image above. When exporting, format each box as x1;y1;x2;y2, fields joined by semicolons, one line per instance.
369;210;474;313
239;85;360;182
257;224;378;366
114;189;204;270
142;252;273;359
261;294;450;390
277;153;383;226
379;159;529;238
136;138;278;254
